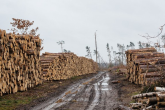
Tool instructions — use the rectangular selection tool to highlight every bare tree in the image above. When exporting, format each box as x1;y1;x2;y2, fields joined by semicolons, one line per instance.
140;24;165;43
139;24;165;51
95;31;98;63
57;41;65;52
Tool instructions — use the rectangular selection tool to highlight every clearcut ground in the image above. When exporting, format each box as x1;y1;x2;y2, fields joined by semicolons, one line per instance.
29;71;141;110
0;71;141;110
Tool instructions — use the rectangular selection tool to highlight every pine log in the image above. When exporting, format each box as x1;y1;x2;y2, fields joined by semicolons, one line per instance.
131;92;160;99
157;102;165;106
147;97;157;105
142;72;161;78
155;87;165;92
126;48;157;54
157;93;165;101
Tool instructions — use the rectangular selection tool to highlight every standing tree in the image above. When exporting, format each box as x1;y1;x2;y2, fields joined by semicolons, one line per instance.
146;43;151;47
85;46;92;59
94;50;100;64
138;41;143;49
57;41;65;52
127;42;135;50
95;31;98;63
139;24;165;52
130;42;135;49
116;44;125;65
94;50;107;69
106;43;111;65
113;51;117;66
161;34;165;47
63;49;71;53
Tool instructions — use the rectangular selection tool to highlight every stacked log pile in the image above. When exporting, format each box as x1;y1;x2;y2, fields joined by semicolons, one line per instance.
130;87;165;109
40;52;98;80
0;29;42;96
126;48;165;85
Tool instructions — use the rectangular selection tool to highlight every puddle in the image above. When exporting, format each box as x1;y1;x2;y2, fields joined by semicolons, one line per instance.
31;71;107;110
101;88;109;90
100;73;111;91
102;83;108;85
93;73;111;91
88;72;111;110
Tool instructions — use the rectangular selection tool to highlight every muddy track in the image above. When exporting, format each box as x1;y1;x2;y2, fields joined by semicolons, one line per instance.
31;72;130;110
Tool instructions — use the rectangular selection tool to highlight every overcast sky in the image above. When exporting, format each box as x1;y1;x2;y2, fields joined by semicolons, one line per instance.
1;0;165;62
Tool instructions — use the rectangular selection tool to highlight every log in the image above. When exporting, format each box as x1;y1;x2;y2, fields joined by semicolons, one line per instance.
126;48;165;85
135;57;165;64
0;29;43;96
157;93;165;101
138;99;148;104
131;92;160;99
141;72;161;78
157;102;165;107
155;87;165;92
146;106;153;109
40;52;98;81
147;97;157;105
130;103;143;109
126;48;157;54
139;68;159;73
111;80;120;84
133;52;164;59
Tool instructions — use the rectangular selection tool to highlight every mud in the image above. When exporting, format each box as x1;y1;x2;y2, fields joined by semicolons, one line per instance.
30;72;132;110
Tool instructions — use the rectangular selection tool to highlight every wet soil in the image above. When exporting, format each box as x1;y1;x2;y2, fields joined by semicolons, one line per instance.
29;72;141;110
16;71;142;110
111;73;142;108
15;73;97;110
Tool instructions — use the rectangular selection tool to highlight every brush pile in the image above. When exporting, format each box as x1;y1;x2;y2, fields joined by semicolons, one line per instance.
126;48;165;85
40;52;98;80
131;87;165;109
0;29;42;96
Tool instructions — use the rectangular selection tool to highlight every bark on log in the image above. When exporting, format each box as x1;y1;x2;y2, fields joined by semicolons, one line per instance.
155;87;165;92
131;92;160;99
0;29;43;96
126;48;165;85
40;52;98;81
147;97;157;105
157;102;165;106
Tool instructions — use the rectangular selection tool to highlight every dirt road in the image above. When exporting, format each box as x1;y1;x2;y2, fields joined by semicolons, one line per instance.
31;72;131;110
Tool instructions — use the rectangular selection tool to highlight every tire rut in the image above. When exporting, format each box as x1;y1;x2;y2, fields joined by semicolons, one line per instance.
30;72;131;110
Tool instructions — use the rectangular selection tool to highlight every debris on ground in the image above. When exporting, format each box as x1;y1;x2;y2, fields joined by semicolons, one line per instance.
130;87;165;109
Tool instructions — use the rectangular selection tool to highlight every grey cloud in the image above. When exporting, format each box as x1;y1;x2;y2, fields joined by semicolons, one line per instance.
0;0;165;62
